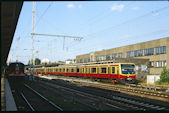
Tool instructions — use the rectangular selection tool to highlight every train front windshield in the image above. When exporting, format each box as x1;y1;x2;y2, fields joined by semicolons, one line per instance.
121;64;135;74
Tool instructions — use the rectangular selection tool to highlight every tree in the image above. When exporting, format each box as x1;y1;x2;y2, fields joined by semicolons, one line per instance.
57;61;65;64
160;67;169;83
35;58;41;65
28;59;33;66
28;58;41;65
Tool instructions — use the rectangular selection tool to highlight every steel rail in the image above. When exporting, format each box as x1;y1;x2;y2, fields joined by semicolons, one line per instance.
47;79;169;110
20;92;35;111
34;75;169;110
37;82;102;110
40;80;128;110
24;84;63;111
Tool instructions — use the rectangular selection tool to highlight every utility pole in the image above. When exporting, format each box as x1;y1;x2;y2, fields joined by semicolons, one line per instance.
30;1;35;81
30;2;83;74
16;37;20;62
36;50;39;59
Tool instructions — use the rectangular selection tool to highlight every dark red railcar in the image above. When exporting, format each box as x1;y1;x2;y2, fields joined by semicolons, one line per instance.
6;62;25;84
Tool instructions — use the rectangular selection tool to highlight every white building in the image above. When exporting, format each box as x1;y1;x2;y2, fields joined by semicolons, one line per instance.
42;58;50;64
65;59;75;64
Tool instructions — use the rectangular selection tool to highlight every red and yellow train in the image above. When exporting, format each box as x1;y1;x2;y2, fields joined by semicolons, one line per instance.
32;63;136;84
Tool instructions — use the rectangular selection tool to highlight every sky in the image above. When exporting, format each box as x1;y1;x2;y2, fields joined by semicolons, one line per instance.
7;1;169;65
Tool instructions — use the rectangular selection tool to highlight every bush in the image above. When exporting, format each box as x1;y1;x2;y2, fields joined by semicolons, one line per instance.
159;67;169;84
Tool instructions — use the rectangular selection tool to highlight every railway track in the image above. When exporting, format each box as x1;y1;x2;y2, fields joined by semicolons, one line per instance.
22;84;63;111
72;80;169;102
34;76;169;110
35;80;126;110
26;80;116;110
8;78;63;111
20;92;35;111
40;75;169;102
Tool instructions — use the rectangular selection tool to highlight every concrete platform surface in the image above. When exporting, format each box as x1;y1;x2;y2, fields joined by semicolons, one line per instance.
5;79;17;111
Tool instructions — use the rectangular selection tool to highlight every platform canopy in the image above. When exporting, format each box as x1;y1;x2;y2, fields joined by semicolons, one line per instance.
1;1;23;69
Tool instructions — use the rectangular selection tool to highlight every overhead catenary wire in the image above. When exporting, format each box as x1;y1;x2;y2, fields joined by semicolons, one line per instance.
35;2;54;30
20;2;54;40
13;3;169;63
66;6;169;50
83;5;169;40
66;28;169;58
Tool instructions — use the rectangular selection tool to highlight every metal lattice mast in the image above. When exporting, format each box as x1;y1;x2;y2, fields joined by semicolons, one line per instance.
30;1;35;80
16;37;20;62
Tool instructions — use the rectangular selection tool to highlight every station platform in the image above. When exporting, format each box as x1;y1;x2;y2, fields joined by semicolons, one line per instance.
1;75;17;111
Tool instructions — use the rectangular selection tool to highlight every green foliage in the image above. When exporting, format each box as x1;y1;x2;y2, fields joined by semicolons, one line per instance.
57;61;65;63
28;58;41;65
158;67;169;84
35;58;41;65
28;59;33;65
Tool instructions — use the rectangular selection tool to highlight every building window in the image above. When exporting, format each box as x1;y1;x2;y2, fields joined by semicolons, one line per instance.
96;56;99;61
117;53;123;58
156;46;166;55
144;48;154;56
141;65;148;72
135;65;139;71
112;53;117;58
106;55;111;60
155;61;166;67
126;51;134;57
134;50;143;57
150;61;154;67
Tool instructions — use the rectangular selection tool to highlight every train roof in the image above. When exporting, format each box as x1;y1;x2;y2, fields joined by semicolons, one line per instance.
33;63;135;69
9;62;24;65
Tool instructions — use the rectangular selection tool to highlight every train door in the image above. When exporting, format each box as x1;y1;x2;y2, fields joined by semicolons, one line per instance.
109;66;115;79
116;66;120;79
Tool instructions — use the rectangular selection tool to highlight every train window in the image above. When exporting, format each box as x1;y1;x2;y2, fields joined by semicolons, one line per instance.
91;68;96;73
67;69;69;72
82;68;84;73
101;67;107;73
77;68;79;73
71;69;74;72
63;69;65;72
56;69;58;72
112;67;115;74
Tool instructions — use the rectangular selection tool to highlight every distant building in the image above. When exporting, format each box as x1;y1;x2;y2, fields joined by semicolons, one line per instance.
65;59;76;64
76;37;169;76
